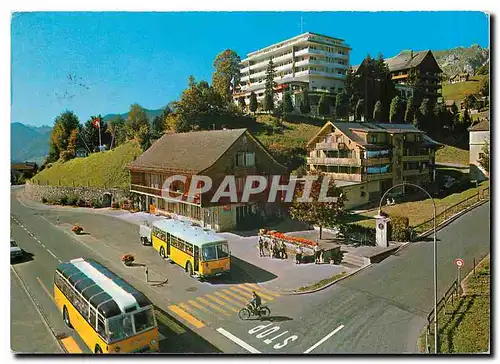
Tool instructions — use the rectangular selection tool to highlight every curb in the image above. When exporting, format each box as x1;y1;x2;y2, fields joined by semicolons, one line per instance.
415;199;489;240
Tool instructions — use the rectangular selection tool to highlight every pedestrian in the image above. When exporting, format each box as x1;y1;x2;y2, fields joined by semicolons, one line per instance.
314;244;322;264
295;245;303;265
258;236;264;257
263;238;269;257
320;249;325;264
281;241;288;259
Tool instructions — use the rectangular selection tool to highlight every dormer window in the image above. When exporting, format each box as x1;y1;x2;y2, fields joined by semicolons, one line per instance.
235;152;255;167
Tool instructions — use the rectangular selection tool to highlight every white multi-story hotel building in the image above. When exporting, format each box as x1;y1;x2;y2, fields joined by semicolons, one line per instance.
232;32;351;111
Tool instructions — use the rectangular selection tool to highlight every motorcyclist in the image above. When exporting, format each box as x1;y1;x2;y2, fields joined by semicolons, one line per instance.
249;291;262;315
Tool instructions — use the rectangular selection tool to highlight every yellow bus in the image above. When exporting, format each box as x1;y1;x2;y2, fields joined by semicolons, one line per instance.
149;219;230;278
54;258;159;353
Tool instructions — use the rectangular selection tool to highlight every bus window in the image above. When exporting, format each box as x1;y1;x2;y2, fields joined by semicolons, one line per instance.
108;315;134;341
216;244;230;259
202;245;217;261
134;308;155;333
97;317;107;340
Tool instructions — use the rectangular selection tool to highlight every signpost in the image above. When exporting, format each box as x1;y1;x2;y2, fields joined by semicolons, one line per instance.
454;258;464;295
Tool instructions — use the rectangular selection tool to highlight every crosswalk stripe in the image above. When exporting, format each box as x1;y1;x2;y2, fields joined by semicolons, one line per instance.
237;284;275;301
196;297;231;316
205;294;239;313
230;286;267;303
222;289;250;305
244;283;281;297
214;291;245;309
168;305;205;329
187;300;211;314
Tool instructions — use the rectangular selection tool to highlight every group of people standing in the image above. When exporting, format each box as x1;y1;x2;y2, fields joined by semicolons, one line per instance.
258;236;288;259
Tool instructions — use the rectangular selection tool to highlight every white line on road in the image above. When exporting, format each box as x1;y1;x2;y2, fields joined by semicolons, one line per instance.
216;327;261;354
46;248;58;260
303;325;344;354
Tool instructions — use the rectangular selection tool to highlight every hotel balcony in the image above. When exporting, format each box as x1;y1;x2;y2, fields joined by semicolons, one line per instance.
314;141;348;150
240;75;250;82
323;172;362;182
294;48;349;59
362;157;392;166
249;70;266;79
402;155;430;162
241;66;250;74
307;157;361;167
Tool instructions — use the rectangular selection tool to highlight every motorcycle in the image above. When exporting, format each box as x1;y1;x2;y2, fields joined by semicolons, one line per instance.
238;304;271;320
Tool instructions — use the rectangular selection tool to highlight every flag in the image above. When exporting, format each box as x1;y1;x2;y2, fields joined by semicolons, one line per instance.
92;116;101;128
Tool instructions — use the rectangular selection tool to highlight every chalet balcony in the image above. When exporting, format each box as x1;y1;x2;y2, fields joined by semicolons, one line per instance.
366;172;393;181
130;184;187;199
314;141;347;150
322;172;362;182
362;157;392;166
307;157;361;167
403;169;428;177
402;155;430;162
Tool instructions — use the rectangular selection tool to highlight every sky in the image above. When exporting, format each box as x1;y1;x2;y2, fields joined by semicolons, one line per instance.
11;11;489;127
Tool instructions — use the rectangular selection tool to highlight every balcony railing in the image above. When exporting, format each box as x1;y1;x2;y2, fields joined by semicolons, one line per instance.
307;157;361;166
323;172;362;182
315;142;347;150
366;172;393;181
402;155;430;162
362;157;392;166
403;169;428;177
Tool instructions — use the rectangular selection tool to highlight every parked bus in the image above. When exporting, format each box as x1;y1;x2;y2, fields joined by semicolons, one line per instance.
141;219;230;278
53;258;159;353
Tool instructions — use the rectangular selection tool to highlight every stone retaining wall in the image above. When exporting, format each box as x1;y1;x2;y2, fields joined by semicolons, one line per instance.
24;182;128;206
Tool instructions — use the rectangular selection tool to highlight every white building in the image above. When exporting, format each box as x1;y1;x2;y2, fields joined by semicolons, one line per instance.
233;32;351;111
468;119;489;181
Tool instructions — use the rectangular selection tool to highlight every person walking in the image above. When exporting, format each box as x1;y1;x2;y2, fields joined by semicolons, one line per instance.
281;241;288;259
295;245;303;265
258;236;264;257
314;244;322;264
263;238;269;257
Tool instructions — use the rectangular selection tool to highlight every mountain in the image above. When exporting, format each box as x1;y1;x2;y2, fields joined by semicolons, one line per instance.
102;108;165;123
11;123;52;164
433;44;489;77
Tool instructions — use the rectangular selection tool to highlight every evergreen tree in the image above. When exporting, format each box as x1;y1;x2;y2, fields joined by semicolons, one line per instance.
249;92;258;113
318;94;330;116
264;59;276;112
283;90;294;113
335;91;349;119
389;96;404;123
238;96;246;112
404;96;416;123
300;89;311;114
373;101;383;121
418;98;432;130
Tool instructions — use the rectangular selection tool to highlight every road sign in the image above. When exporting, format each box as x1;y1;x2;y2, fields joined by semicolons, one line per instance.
454;258;464;268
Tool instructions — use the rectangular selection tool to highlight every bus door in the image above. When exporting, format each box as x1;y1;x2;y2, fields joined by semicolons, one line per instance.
166;233;171;256
193;246;199;271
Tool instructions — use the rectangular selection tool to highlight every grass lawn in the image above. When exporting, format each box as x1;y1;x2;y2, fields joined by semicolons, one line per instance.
435;145;469;166
31;141;142;189
442;75;488;103
349;180;489;229
295;272;347;293
422;255;490;353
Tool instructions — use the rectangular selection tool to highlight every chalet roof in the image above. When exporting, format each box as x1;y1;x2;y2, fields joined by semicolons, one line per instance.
469;119;489;132
128;128;248;173
384;50;430;72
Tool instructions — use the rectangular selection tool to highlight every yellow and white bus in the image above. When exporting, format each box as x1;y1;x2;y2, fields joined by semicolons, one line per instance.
54;258;159;353
148;219;230;278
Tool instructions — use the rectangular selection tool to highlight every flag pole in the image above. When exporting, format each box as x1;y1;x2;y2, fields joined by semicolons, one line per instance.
98;120;102;150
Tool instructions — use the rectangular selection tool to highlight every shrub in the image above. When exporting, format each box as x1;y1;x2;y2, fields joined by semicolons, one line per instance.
42;197;48;204
76;199;87;207
330;249;344;264
68;196;78;206
91;198;103;208
111;201;120;209
59;195;69;205
388;213;410;242
339;224;376;245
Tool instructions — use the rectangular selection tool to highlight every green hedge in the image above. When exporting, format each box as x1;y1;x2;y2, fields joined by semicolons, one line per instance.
388;214;410;242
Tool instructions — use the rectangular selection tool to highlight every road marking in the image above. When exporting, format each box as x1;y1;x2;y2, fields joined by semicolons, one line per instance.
205;294;239;313
244;283;281;297
196;297;231;316
187;299;211;313
303;325;344;354
217;327;261;354
222;289;249;304
168;305;205;329
237;284;275;301
154;310;186;335
46;248;59;261
37;277;56;304
214;291;244;308
229;286;267;303
60;336;83;353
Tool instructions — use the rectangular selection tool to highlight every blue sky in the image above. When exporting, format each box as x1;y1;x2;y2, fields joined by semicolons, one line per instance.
11;11;489;126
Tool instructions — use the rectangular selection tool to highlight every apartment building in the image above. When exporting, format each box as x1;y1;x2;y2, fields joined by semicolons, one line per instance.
306;121;441;209
468;118;489;181
232;32;351;111
385;50;443;104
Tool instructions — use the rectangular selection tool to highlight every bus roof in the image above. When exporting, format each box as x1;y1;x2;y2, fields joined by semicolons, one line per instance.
56;258;151;318
153;219;227;246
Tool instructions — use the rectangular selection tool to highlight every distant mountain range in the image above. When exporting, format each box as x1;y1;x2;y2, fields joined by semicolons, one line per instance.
11;108;165;163
433;44;489;77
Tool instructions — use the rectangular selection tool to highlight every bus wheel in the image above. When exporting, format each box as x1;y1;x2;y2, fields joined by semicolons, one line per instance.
186;261;193;276
141;237;148;246
63;306;72;329
159;246;166;259
94;345;102;354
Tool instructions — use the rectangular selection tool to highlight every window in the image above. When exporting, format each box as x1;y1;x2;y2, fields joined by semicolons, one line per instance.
134;308;156;333
216;244;230;259
108;314;135;342
370;135;378;144
235;152;255;167
202;245;217;261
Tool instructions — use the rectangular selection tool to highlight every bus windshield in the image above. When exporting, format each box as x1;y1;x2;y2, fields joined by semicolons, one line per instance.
107;308;156;342
201;243;229;261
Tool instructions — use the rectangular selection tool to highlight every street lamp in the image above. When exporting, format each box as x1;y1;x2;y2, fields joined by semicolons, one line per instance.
378;182;438;353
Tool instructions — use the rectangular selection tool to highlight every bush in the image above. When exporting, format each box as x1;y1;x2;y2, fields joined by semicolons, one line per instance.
111;201;120;209
339;224;376;245
59;195;69;205
330;249;344;264
68;196;78;206
388;214;410;242
76;199;87;207
91;198;103;208
42;197;48;204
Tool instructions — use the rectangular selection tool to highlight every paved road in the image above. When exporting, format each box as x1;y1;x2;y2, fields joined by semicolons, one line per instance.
10;187;490;354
